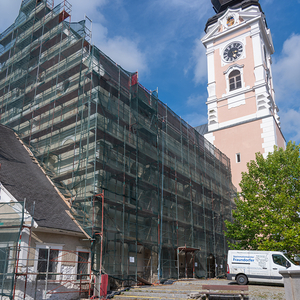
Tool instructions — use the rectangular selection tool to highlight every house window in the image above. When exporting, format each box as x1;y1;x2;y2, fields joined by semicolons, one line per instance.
229;70;242;91
0;243;15;283
77;251;89;280
236;153;241;163
37;248;59;279
0;247;9;282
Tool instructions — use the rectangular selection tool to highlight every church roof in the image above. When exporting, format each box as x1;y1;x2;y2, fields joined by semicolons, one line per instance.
0;124;81;233
194;124;208;136
205;0;262;32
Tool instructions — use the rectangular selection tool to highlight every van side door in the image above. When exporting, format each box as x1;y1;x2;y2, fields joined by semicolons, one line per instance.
270;254;288;282
249;254;270;282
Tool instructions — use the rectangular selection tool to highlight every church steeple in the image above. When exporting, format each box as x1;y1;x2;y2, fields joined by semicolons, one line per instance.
201;0;285;191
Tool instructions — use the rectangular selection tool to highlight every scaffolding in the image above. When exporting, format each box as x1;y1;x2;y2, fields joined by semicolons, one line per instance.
0;200;92;300
0;201;24;300
0;0;236;297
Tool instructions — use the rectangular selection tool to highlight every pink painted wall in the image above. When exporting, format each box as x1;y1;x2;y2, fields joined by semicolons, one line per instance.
276;124;286;150
214;27;249;47
212;119;264;191
218;91;257;123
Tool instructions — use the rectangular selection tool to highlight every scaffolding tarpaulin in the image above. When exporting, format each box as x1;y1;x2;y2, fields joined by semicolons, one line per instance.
131;72;138;86
0;0;236;291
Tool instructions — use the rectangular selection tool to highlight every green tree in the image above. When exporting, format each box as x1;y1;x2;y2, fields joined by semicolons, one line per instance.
225;141;300;256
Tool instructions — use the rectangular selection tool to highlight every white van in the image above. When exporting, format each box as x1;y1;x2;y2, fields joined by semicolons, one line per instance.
227;250;300;285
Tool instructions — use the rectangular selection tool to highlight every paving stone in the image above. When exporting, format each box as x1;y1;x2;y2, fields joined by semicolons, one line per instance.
112;279;285;300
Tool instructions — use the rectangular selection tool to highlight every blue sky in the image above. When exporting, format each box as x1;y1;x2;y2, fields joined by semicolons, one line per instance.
1;0;300;143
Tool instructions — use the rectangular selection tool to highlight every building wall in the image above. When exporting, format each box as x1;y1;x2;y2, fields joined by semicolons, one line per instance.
0;0;235;284
217;91;257;124
211;119;264;189
14;230;90;300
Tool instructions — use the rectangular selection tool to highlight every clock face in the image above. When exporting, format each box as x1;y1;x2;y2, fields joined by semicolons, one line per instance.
223;42;243;62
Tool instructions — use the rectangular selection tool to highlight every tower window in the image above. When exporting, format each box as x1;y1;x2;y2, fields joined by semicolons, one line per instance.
236;153;241;163
229;70;242;91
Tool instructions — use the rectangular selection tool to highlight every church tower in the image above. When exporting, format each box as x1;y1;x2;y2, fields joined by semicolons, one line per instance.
202;0;285;190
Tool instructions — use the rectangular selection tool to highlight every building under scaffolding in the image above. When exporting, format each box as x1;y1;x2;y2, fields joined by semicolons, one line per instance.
0;123;92;300
0;0;236;295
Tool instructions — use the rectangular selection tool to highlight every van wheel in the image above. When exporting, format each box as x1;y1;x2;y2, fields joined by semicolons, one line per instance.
236;274;248;285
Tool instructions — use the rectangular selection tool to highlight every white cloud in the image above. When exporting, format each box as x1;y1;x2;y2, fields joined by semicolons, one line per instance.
187;94;206;107
142;0;210;76
272;34;300;143
68;0;148;75
97;34;147;74
185;94;208;127
182;111;207;127
0;0;22;32
65;0;106;23
280;109;300;143
273;34;300;103
190;36;207;85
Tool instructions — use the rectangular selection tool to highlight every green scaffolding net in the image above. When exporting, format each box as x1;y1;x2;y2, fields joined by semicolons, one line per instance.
0;0;236;288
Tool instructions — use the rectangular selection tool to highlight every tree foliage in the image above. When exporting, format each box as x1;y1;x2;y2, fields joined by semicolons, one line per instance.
225;141;300;255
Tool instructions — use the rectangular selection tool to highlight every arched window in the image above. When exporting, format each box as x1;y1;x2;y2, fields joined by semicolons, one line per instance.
229;70;242;91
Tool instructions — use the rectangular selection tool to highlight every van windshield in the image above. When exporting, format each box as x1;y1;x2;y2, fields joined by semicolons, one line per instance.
272;254;290;267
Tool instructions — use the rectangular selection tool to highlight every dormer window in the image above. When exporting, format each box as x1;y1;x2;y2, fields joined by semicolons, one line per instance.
229;70;241;91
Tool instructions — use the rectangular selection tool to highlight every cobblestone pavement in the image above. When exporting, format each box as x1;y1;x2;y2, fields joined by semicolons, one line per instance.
193;279;285;300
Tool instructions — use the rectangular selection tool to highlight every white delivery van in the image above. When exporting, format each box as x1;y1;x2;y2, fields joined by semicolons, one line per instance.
227;250;300;285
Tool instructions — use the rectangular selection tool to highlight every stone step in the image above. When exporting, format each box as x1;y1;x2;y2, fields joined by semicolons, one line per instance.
114;291;189;297
113;297;189;300
126;288;200;292
113;295;189;300
111;280;232;299
111;285;201;300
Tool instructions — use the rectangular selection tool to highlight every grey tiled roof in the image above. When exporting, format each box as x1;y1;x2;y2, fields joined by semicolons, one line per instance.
194;124;208;136
0;124;81;233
